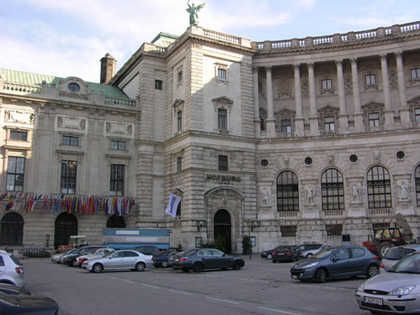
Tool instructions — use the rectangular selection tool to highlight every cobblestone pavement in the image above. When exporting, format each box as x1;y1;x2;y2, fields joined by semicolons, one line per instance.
23;257;370;315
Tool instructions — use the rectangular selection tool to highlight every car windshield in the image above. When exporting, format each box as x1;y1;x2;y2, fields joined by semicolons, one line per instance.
313;248;333;259
385;247;415;260
391;254;420;274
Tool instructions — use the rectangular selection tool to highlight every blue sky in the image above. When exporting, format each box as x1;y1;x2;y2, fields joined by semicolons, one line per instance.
1;0;419;82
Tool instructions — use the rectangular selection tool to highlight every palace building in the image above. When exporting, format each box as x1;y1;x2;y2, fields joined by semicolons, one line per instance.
1;21;420;252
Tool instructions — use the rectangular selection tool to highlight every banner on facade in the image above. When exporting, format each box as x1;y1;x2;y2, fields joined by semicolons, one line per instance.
165;193;181;218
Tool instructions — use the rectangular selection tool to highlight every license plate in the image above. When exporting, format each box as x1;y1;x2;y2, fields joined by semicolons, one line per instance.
364;296;383;305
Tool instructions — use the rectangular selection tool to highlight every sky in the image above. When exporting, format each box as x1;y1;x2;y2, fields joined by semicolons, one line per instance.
1;0;419;83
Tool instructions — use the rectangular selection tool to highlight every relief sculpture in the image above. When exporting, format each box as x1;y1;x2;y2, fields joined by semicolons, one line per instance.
5;110;32;124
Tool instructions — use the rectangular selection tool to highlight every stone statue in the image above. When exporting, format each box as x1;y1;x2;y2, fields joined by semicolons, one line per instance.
186;1;205;26
398;180;409;201
305;185;315;205
260;186;272;206
351;183;362;203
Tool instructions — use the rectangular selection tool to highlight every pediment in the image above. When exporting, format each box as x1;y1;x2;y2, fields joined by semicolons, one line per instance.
212;96;233;105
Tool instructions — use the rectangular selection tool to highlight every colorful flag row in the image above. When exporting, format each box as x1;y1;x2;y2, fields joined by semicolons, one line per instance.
0;192;135;216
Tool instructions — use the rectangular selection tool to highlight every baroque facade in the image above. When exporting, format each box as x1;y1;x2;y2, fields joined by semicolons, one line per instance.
1;21;420;253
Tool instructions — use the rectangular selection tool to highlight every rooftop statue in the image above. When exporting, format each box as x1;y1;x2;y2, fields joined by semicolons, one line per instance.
186;0;205;26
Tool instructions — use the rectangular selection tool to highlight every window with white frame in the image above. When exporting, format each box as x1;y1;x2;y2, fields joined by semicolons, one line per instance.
111;140;127;151
280;119;292;136
321;79;332;92
60;160;77;194
217;108;228;130
6;157;25;192
216;65;228;82
368;112;380;129
9;130;28;141
365;74;376;87
411;68;420;81
62;135;80;146
324;117;335;133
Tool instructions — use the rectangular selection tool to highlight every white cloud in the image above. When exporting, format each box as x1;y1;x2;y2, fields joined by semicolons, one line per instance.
296;0;316;10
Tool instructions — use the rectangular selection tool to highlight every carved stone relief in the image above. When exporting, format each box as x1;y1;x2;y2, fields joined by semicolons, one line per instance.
56;115;87;132
104;121;134;138
304;184;316;206
259;186;272;207
351;182;364;204
397;179;410;202
4;110;32;125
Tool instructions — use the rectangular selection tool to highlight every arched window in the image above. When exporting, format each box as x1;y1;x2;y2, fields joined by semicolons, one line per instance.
0;212;24;245
277;171;299;212
367;166;392;209
321;168;344;210
415;165;420;206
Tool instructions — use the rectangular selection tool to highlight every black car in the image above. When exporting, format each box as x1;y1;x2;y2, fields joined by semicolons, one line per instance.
0;291;58;314
152;249;180;268
261;245;284;259
0;283;30;295
272;246;299;263
173;248;245;272
134;246;161;256
62;246;104;266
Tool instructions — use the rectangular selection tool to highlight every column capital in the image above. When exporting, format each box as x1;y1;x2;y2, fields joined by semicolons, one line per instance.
293;63;301;68
394;49;404;56
265;66;272;72
349;57;358;64
335;59;344;65
379;53;389;59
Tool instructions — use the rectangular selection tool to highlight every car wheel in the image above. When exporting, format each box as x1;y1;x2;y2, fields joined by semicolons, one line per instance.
161;261;168;268
314;268;327;283
377;242;393;258
306;254;312;258
135;262;146;272
92;263;103;273
233;261;243;270
193;263;203;273
267;254;272;259
367;264;379;278
182;267;189;273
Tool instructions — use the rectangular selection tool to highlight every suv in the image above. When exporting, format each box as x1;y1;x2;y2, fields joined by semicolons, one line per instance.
0;250;24;287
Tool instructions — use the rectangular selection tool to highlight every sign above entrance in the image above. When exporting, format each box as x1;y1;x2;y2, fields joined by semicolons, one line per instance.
206;174;241;184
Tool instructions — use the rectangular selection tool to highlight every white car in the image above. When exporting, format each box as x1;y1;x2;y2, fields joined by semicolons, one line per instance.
74;247;115;267
82;250;153;273
0;250;24;287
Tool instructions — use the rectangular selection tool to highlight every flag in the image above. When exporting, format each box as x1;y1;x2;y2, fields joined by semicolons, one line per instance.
165;193;181;218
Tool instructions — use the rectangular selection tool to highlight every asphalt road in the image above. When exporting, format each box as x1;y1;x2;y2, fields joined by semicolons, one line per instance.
23;257;371;315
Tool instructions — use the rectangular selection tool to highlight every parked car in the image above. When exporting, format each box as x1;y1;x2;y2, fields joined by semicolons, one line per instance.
0;250;24;288
381;244;420;271
54;248;78;264
261;245;285;259
0;283;30;295
356;251;420;314
297;244;325;258
272;246;299;263
82;249;152;273
172;248;245;272
0;291;58;314
290;245;380;282
152;248;180;268
62;246;104;266
133;246;161;256
74;247;115;267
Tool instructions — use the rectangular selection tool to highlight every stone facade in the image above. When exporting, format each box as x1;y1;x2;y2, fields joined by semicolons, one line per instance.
1;22;420;253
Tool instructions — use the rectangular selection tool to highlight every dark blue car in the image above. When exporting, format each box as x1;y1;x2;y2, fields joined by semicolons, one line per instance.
152;248;180;268
290;245;380;282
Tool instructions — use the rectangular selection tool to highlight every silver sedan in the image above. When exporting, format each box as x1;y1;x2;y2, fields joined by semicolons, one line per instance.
356;251;420;314
83;250;153;273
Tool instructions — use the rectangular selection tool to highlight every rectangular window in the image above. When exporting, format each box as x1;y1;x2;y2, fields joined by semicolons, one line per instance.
177;69;183;85
9;130;28;141
280;225;297;237
365;74;376;87
110;164;125;196
218;108;227;130
324;117;335;133
218;155;228;172
411;68;420;81
321;79;332;91
415;108;420;123
177;111;182;133
176;157;182;173
155;79;163;90
217;68;227;81
111;140;127;151
60;160;77;194
6;157;25;192
62;135;80;146
326;224;343;236
368;112;380;128
280;119;292;136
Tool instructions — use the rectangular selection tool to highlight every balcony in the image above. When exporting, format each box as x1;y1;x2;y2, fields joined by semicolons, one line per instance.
368;208;393;216
322;209;345;217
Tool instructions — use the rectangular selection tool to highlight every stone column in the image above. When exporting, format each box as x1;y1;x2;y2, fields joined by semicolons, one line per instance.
395;51;410;127
380;54;394;129
265;67;276;137
336;60;348;132
350;58;364;131
294;64;304;136
253;67;261;136
307;63;319;136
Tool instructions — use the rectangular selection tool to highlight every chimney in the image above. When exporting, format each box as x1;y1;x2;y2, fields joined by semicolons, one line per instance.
100;53;116;84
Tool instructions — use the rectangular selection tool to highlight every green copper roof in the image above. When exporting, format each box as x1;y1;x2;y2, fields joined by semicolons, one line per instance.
0;68;129;100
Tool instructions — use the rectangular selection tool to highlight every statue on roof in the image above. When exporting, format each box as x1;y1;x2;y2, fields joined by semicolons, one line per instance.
186;0;205;26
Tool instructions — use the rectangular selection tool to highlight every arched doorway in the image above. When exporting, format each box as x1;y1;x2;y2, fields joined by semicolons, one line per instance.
106;215;126;228
214;209;232;253
54;212;77;248
0;212;24;245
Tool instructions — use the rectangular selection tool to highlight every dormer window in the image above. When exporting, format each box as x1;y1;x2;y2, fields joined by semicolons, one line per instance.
67;82;80;93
